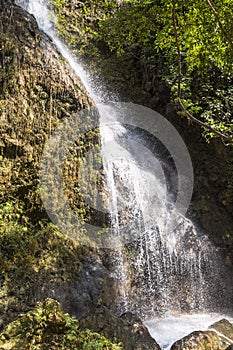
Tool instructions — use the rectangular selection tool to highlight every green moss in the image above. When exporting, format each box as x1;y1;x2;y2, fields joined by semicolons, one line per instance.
51;0;116;58
0;298;122;349
0;33;18;93
0;201;88;284
0;1;102;228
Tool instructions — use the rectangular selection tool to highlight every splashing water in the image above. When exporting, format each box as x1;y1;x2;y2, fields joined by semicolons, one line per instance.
145;313;233;350
16;0;233;320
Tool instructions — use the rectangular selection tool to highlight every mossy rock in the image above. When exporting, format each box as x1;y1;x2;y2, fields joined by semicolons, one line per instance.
171;319;233;350
0;0;101;226
210;319;233;341
80;307;161;350
0;298;122;349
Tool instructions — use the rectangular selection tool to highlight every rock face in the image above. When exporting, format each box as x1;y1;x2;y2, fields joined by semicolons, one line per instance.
210;319;233;341
80;307;161;350
0;3;161;350
171;319;233;350
52;0;233;268
0;0;107;329
0;298;122;349
0;0;96;210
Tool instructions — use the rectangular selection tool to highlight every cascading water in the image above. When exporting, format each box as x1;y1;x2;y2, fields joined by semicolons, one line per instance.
16;0;233;347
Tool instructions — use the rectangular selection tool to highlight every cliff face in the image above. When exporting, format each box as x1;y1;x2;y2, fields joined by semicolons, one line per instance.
0;0;107;330
0;3;160;349
0;0;232;348
0;0;95;212
0;0;119;328
51;0;233;265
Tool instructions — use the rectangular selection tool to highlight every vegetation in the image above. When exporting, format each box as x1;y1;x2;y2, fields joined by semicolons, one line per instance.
99;0;233;143
0;4;116;347
52;0;233;143
0;298;122;349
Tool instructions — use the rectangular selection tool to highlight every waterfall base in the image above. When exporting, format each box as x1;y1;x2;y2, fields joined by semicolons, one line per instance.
145;313;233;350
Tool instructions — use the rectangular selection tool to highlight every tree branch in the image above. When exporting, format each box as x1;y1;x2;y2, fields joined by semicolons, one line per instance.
204;0;233;51
172;0;233;144
172;0;182;98
178;98;233;143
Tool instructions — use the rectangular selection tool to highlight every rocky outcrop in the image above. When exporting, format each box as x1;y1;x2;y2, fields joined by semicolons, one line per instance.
171;319;233;350
0;220;118;330
0;0;99;220
0;5;92;249
210;319;233;341
52;0;233;267
0;0;105;328
0;298;122;349
80;307;161;350
0;3;161;349
171;330;230;350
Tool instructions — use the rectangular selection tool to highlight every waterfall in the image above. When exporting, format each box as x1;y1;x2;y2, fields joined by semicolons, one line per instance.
17;0;232;319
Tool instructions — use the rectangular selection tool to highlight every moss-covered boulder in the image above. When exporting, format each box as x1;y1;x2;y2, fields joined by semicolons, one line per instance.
210;319;233;341
0;298;122;349
170;319;233;350
171;330;231;350
80;307;161;350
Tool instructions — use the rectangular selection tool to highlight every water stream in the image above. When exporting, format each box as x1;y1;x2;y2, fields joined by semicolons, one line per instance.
16;0;233;347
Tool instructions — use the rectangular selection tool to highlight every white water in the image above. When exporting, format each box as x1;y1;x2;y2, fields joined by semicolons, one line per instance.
16;0;233;346
146;313;233;349
16;0;101;101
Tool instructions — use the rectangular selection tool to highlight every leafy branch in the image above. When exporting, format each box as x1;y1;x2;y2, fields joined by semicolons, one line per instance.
204;0;233;51
172;0;233;144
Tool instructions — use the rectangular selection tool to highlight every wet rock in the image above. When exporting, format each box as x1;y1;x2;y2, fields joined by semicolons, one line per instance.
80;307;161;350
209;319;233;340
0;299;121;349
0;0;108;331
171;328;232;350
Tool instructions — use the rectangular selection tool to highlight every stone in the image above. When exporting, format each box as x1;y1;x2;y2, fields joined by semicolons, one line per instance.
209;319;233;341
0;299;121;349
171;329;232;350
80;307;161;350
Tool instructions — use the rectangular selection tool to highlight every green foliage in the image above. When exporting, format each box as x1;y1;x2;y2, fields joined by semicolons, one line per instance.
0;200;86;274
0;299;122;349
0;201;36;270
96;0;233;142
52;0;117;57
52;0;65;9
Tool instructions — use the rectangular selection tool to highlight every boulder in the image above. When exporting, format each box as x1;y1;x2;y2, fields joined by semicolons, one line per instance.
210;319;233;340
171;330;230;350
80;307;161;350
171;319;233;350
0;298;121;349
